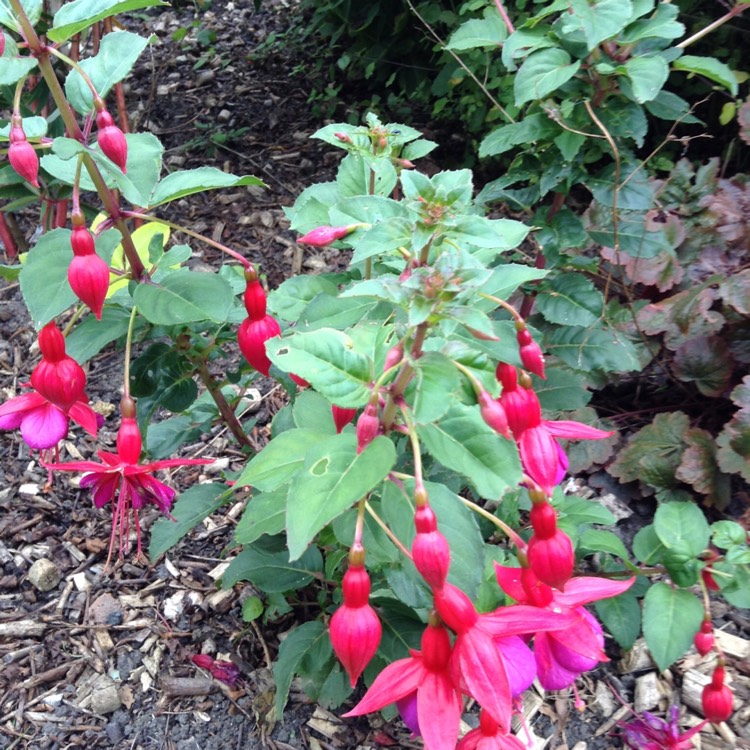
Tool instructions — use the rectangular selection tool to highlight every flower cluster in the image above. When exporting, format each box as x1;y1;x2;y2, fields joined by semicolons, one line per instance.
237;269;281;377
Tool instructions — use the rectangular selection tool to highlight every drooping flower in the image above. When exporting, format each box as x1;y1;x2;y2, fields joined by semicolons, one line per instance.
694;619;714;657
495;565;634;691
237;270;281;377
330;549;381;686
702;665;733;723
0;323;97;450
297;224;359;247
412;503;451;590
45;397;212;565
344;619;462;750
526;499;574;590
95;108;128;172
68;222;110;319
620;705;705;750
457;710;527;750
8;115;40;187
433;582;572;731
332;405;357;433
355;401;380;454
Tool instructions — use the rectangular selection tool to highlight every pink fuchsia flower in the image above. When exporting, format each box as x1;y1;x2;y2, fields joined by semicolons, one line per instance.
515;325;545;379
297;224;359;247
457;710;527;750
433;582;573;731
330;552;382;686
495;565;634;691
620;705;705;750
8;115;40;187
95;108;128;172
412;503;451;590
702;665;733;723
45;397;212;565
527;500;574;590
191;654;241;688
344;620;462;750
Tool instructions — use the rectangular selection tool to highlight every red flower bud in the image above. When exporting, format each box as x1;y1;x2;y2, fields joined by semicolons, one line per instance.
330;563;382;687
384;342;404;371
516;326;545;379
477;390;510;439
69;226;109;319
529;500;557;539
117;402;142;464
334;132;352;144
433;582;478;634
356;402;380;454
520;566;554;608
297;225;355;247
412;505;451;590
8;120;40;187
702;667;733;723
421;622;452;671
96;109;128;172
694;620;714;657
527;529;574;590
238;315;281;377
37;321;67;362
243;273;267;321
0;31;5;57
496;362;517;390
332;405;357;434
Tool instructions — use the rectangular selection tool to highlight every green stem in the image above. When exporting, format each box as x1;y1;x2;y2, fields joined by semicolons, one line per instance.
677;3;749;49
195;359;254;449
365;501;412;558
381;322;428;432
124;211;252;270
123;305;138;399
399;405;424;492
458;496;528;552
353;497;367;547
478;292;523;322
44;45;99;98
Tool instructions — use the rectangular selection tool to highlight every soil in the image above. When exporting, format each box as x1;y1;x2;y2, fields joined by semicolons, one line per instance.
1;2;749;750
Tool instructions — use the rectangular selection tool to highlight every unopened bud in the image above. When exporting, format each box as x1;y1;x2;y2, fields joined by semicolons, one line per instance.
478;390;510;438
694;619;715;656
8;118;40;187
356;401;379;454
516;324;546;379
96;109;128;172
297;224;357;247
334;132;352;144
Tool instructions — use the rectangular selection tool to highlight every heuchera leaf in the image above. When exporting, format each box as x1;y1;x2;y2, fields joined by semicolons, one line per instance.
643;582;703;671
672;336;733;396
675;428;731;508
716;407;750;483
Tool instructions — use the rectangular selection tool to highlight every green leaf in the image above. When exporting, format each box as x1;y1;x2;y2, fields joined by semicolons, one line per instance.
65;305;133;362
273;621;327;717
234;428;324;491
0;55;37;86
148;483;229;559
716;407;750;483
479;113;558;158
711;520;747;549
268;275;338;321
292;390;339;433
48;0;169;42
242;596;264;622
580;529;629;559
418;402;522;499
514;49;581;106
673;55;738;96
234;488;288;545
632;524;666;564
0;115;47;140
559;497;616;527
0;0;42;30
351;218;413;265
546;325;640;373
625;56;669;103
654;502;710;556
147;167;264;208
409;351;462;423
536;273;603;327
643;582;703;671
672;336;733;397
223;542;323;593
65;31;150;114
267;328;374;408
133;269;234;324
19;229;76;328
714;562;750;608
569;0;633;50
446;14;508;50
0;264;21;281
479;264;548;305
536;366;593;411
619;2;684;43
595;591;641;649
286;434;396;560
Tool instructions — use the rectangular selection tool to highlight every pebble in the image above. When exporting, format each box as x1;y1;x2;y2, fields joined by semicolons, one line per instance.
89;593;124;626
27;559;61;592
90;675;122;715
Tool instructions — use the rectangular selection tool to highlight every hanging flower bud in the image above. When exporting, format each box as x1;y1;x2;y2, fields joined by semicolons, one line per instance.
30;323;86;411
238;315;281;377
412;504;451;590
701;550;721;591
702;666;733;723
242;269;267;321
334;132;352;144
432;582;479;634
477;389;510;439
297;224;357;247
527;501;574;590
384;342;404;371
8;117;40;188
68;225;109;319
694;619;715;657
117;397;142;464
95;108;128;172
516;324;545;379
356;401;380;454
330;559;382;687
497;363;542;435
332;405;357;434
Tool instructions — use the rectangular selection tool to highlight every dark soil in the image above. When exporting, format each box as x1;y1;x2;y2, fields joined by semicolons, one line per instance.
1;2;749;750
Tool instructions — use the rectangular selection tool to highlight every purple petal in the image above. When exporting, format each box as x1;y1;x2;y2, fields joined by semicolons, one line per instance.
0;409;24;430
534;632;579;690
554;441;569;485
496;636;536;697
129;474;175;512
21;403;68;449
396;692;420;736
90;474;120;508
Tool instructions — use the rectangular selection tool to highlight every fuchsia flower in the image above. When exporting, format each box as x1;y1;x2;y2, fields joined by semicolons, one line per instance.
457;710;527;750
68;221;109;320
495;565;634;691
331;405;357;433
515;325;545;379
297;224;359;247
95;108;128;172
8;115;40;188
526;499;574;590
46;397;212;565
433;582;572;731
694;619;714;656
0;322;97;449
355;401;380;453
702;665;733;723
620;705;705;750
329;551;382;686
237;271;281;377
412;503;451;590
344;620;463;750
